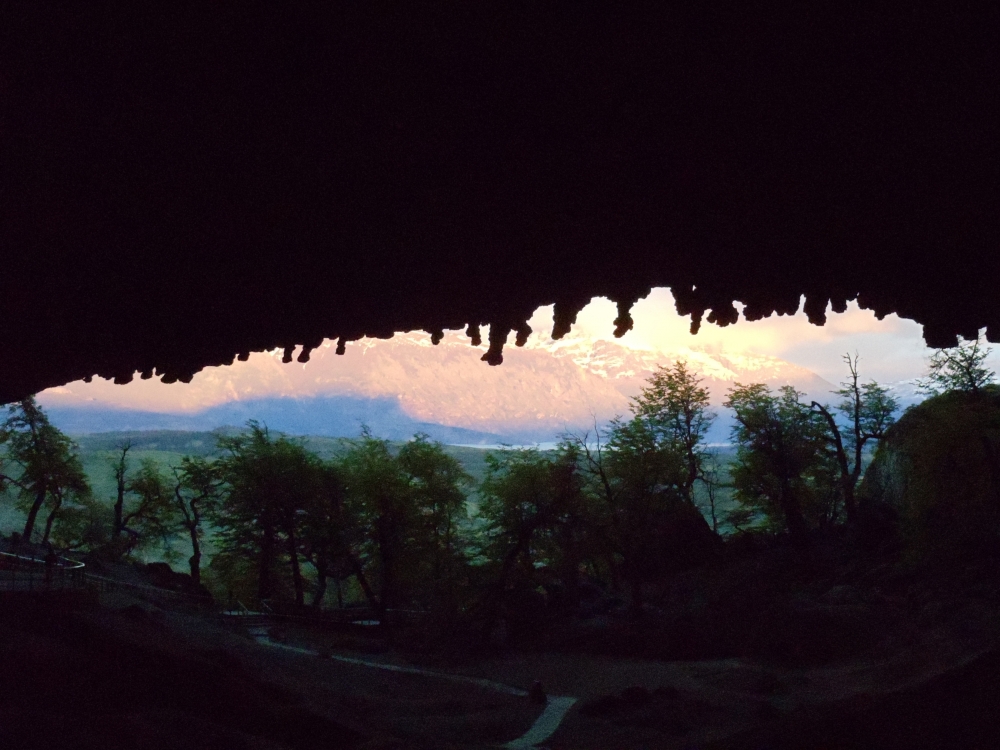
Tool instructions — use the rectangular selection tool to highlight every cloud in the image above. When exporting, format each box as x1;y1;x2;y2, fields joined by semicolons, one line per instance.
553;288;998;386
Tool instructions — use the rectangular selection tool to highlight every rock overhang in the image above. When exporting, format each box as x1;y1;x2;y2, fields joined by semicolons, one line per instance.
2;4;998;403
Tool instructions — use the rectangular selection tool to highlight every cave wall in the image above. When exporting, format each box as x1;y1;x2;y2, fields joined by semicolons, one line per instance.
2;4;999;403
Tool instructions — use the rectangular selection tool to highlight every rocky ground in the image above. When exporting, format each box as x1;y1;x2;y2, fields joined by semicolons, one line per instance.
244;548;1000;749
4;534;1000;749
0;586;550;749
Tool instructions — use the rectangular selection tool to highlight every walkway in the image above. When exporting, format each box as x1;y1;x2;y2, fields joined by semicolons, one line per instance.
251;629;578;749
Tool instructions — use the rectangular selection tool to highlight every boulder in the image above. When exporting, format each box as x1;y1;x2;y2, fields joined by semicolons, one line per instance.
144;562;213;599
858;387;1000;562
528;680;547;705
624;496;724;585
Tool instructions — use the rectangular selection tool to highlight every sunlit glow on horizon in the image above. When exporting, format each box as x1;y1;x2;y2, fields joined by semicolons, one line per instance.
37;288;1000;415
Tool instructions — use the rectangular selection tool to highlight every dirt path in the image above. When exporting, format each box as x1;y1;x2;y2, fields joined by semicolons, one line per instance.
502;697;577;749
254;633;577;748
129;597;1000;749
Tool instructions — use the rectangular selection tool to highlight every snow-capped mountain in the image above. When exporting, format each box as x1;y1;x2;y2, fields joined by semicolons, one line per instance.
882;379;928;411
39;328;837;443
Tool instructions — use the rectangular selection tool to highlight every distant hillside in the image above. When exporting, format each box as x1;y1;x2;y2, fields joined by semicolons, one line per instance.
68;429;496;480
71;429;232;455
47;395;507;444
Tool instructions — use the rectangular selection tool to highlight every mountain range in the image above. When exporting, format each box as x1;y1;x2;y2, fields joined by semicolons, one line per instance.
39;330;852;444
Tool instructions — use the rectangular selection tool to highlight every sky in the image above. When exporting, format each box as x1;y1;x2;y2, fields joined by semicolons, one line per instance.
556;290;1000;441
564;288;971;386
38;287;1000;413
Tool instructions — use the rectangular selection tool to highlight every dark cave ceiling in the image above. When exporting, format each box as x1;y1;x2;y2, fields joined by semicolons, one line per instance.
2;4;999;404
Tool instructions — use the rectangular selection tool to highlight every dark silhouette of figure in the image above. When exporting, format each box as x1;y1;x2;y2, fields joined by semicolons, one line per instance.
528;680;547;705
44;545;57;586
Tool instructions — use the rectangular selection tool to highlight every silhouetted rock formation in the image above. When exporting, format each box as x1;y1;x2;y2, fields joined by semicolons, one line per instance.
3;4;999;402
859;386;1000;562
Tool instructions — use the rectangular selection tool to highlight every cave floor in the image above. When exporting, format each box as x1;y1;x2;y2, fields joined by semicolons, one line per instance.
7;572;998;750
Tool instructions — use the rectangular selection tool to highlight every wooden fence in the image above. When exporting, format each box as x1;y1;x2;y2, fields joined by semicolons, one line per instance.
0;549;428;632
0;551;86;593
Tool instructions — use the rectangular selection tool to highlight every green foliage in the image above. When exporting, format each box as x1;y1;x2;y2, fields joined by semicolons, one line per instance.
0;397;92;544
296;459;353;606
600;416;717;596
810;353;899;523
609;362;719;568
120;458;182;558
207;423;476;614
918;333;996;396
173;455;222;511
0;347;924;629
604;415;686;502
630;360;715;502
50;493;111;552
836;381;898;446
170;455;223;584
478;446;561;575
564;364;721;611
338;429;414;612
725;384;836;543
396;434;472;604
476;442;596;619
213;421;323;604
204;549;262;608
831;355;899;456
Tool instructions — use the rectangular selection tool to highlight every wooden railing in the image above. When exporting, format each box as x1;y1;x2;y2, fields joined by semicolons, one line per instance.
0;548;427;631
0;551;86;592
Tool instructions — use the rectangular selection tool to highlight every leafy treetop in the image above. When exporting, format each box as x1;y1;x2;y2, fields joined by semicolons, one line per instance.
918;333;996;396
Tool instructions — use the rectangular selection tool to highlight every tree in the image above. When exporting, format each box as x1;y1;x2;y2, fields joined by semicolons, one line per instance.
724;384;834;547
629;361;715;506
918;333;997;396
567;362;720;614
810;354;898;523
102;446;201;562
299;460;355;608
111;440;132;542
542;442;596;613
396;434;472;609
214;422;321;606
476;446;571;628
50;494;112;552
171;456;222;587
699;452;726;534
571;414;715;615
601;416;693;612
123;458;181;556
338;430;416;622
0;397;92;544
